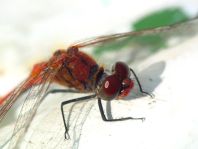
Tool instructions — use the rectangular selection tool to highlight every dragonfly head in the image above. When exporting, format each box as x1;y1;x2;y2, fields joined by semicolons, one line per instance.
97;62;134;100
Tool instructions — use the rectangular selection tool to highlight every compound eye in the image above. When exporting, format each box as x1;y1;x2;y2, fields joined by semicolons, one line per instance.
100;74;122;100
119;78;134;98
122;78;132;88
112;62;130;80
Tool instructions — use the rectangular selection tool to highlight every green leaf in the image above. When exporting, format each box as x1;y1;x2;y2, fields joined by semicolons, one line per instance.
93;7;190;56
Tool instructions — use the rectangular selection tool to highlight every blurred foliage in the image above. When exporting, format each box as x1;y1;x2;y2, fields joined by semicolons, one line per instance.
93;7;190;56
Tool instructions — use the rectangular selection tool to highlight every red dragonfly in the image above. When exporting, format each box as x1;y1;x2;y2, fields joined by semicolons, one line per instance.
0;17;198;148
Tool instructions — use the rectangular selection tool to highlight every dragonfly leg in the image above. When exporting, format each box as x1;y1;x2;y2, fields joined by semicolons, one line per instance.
98;99;145;122
130;68;154;98
46;89;81;95
61;94;96;139
41;89;81;104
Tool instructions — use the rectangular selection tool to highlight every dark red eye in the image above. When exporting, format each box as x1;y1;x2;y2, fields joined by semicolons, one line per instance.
119;78;134;98
99;74;122;100
112;62;130;80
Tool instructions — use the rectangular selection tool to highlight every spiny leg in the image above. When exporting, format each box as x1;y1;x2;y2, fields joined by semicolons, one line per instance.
61;94;96;139
98;98;145;122
130;68;154;98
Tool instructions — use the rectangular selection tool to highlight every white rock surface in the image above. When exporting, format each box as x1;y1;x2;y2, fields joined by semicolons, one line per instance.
0;0;198;149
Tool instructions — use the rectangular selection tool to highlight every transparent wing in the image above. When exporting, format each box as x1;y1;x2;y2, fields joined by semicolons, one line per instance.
5;59;63;149
0;80;31;123
72;17;198;48
24;99;95;149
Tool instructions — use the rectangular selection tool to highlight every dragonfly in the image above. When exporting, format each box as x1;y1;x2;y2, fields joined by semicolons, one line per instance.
0;16;198;149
